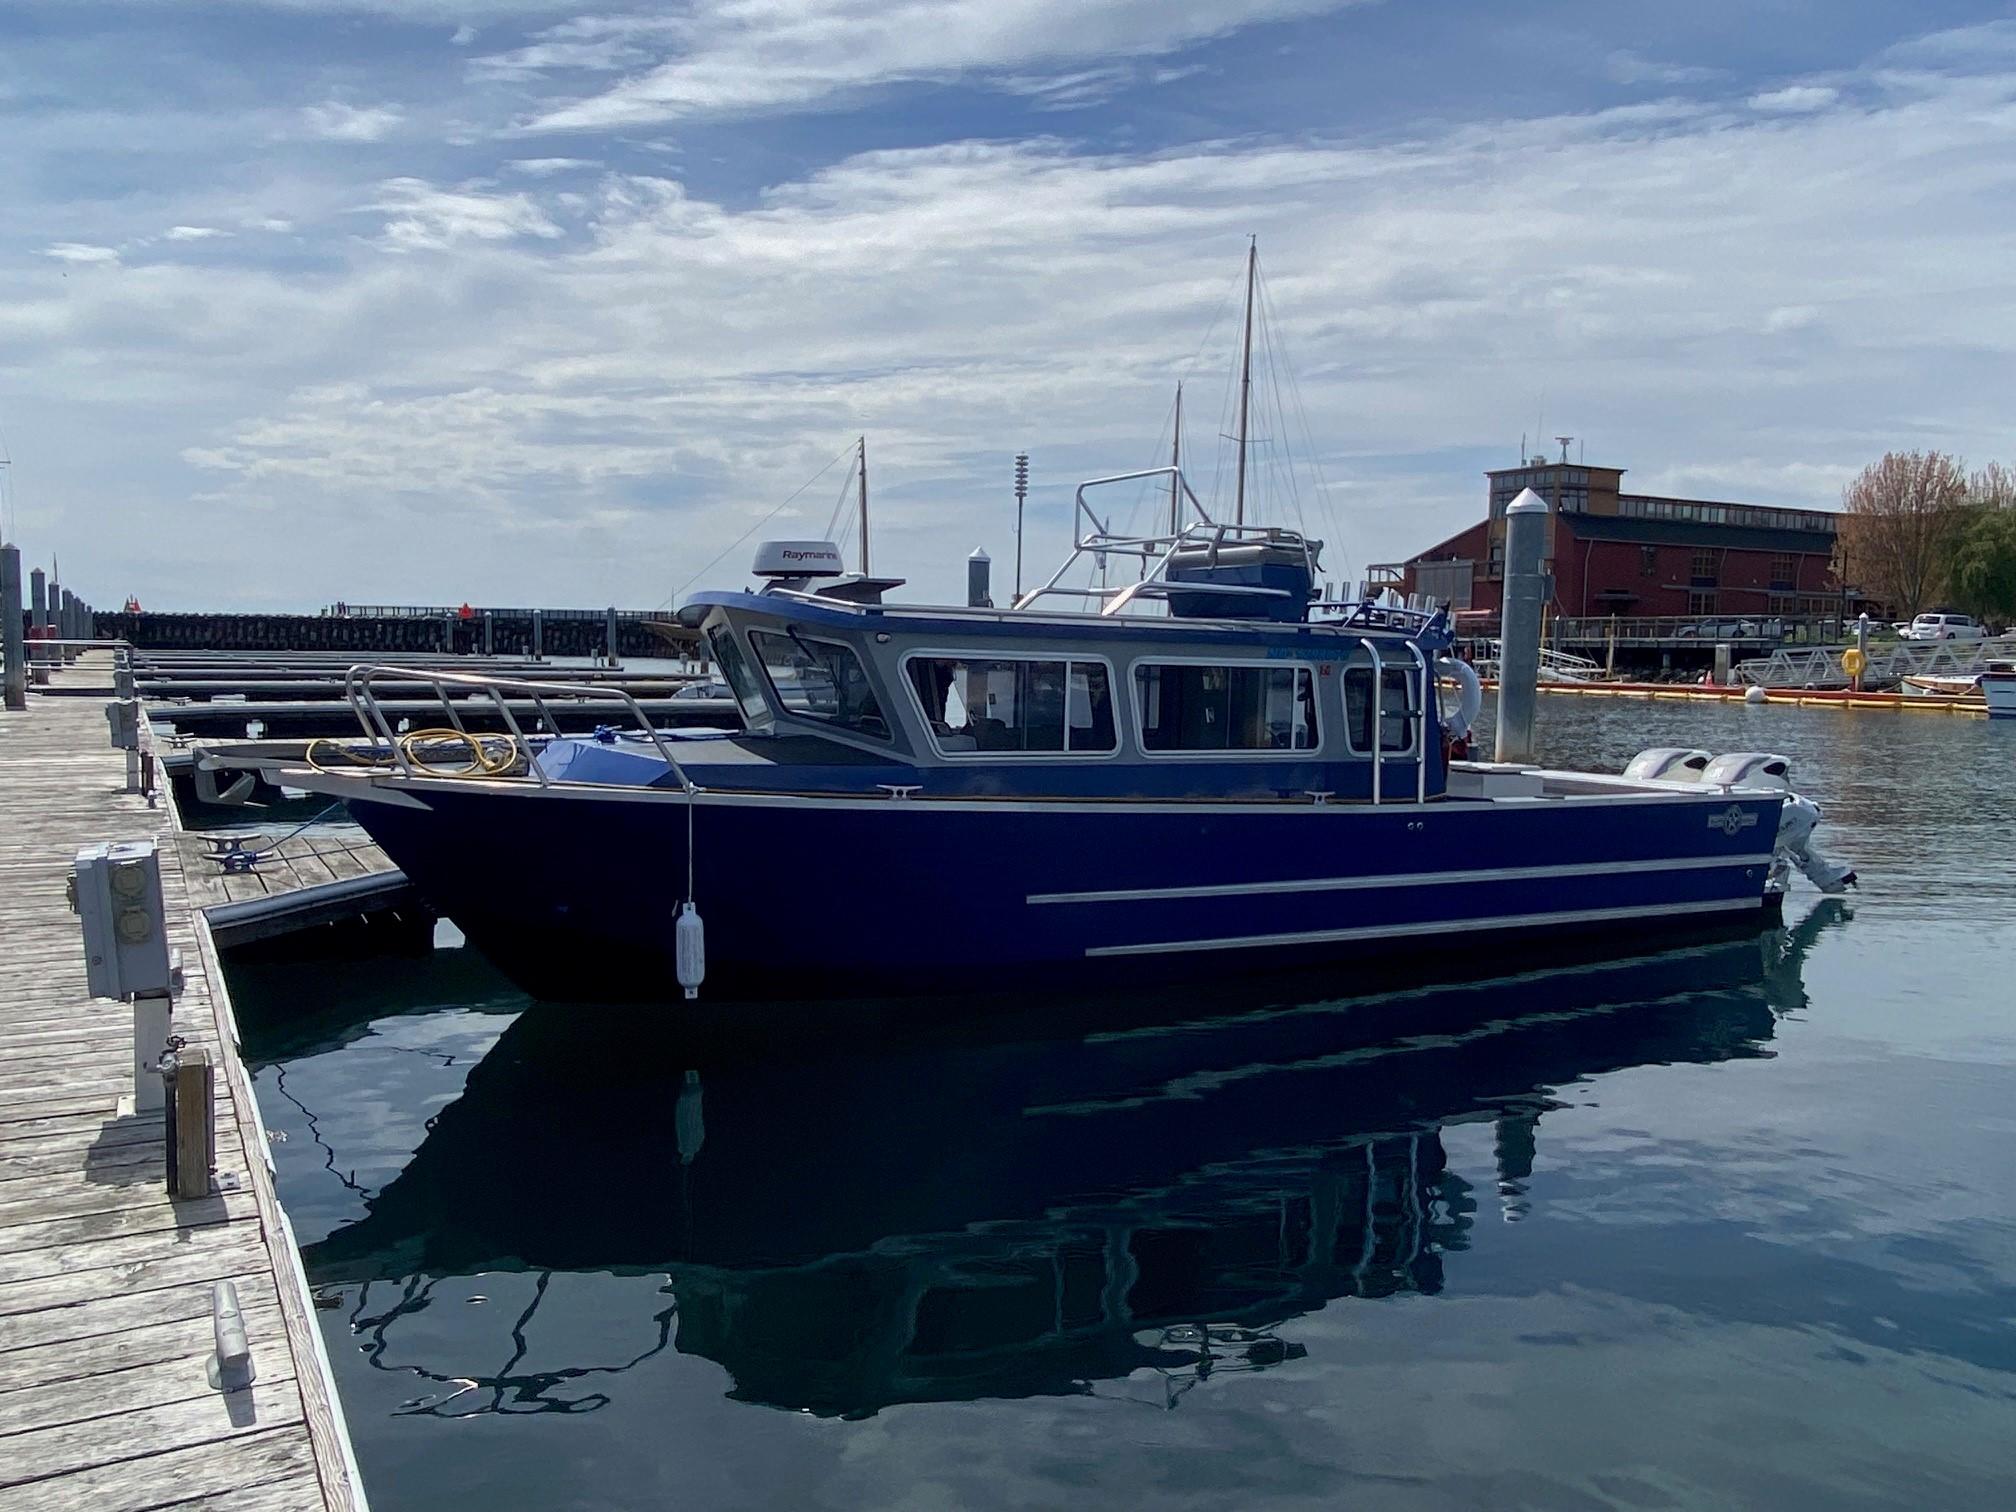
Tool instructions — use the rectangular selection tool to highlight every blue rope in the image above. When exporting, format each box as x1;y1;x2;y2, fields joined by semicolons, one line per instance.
243;800;347;857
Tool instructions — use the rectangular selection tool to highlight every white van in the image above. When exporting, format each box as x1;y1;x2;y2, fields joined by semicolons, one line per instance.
1901;612;1986;642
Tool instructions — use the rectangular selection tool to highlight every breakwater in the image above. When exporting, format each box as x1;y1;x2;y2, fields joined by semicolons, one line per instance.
90;609;672;659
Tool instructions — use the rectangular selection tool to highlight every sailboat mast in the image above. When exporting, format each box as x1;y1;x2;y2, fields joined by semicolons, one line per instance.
1233;237;1256;527
856;436;870;576
1169;382;1183;535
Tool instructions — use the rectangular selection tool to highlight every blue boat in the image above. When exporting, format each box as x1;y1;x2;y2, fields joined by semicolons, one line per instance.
246;466;1817;1001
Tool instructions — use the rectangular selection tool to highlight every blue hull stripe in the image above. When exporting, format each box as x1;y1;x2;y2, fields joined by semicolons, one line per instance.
1086;897;1758;957
1030;853;1770;905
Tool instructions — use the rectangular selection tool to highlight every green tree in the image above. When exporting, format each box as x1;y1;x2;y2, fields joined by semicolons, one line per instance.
1948;463;2016;625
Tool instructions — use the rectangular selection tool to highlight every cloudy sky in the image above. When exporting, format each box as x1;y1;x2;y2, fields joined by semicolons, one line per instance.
3;2;2013;610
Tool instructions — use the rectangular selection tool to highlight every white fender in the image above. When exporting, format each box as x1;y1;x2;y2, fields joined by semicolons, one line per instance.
1437;657;1483;744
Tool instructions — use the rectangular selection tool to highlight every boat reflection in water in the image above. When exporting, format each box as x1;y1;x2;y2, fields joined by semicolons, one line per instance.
294;903;1846;1421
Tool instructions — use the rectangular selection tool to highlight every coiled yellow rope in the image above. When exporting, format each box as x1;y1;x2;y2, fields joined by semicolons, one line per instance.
306;729;522;777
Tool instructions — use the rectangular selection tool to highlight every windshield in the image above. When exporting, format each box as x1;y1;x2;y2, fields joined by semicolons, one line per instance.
748;629;890;741
707;626;770;724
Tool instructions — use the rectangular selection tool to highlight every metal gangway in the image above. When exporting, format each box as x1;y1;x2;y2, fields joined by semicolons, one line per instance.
1472;640;1604;684
1735;635;2016;690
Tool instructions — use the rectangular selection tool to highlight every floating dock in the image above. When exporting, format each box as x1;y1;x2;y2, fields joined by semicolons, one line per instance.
175;828;424;952
0;655;367;1511
1503;678;1989;715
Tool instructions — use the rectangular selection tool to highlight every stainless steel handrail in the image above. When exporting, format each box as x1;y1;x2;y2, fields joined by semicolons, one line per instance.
340;664;698;793
1361;637;1384;807
1405;641;1430;805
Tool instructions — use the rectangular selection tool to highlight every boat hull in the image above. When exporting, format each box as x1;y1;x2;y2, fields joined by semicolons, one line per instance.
335;781;1784;1000
1985;672;2016;719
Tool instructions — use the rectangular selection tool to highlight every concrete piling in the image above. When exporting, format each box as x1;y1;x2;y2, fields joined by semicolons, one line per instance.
1493;487;1548;765
1;545;25;711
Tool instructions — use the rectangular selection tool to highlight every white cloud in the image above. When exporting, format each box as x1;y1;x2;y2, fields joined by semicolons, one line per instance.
302;101;405;141
1604;50;1723;86
505;157;595;177
42;242;120;265
164;225;231;241
9;26;2016;610
451;23;477;45
516;0;1362;130
369;177;566;250
1750;84;1840;114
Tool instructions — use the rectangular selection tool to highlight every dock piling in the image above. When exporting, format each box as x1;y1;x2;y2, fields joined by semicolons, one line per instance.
1494;488;1549;764
169;1045;217;1200
605;605;618;666
532;607;544;659
28;566;49;683
1;542;25;710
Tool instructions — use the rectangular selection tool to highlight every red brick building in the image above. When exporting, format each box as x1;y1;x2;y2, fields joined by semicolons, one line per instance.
1395;459;1855;621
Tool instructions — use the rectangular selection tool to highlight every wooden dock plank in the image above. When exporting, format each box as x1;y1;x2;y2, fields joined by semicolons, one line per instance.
0;1333;295;1439
0;1220;271;1317
0;662;362;1512
0;1300;284;1399
0;1423;319;1512
0;1380;303;1493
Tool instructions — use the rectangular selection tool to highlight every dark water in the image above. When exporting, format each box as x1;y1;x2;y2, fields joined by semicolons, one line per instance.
231;699;2016;1511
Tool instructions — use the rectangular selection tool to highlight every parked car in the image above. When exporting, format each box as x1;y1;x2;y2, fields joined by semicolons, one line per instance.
669;680;734;700
1899;612;1986;642
1674;619;1761;639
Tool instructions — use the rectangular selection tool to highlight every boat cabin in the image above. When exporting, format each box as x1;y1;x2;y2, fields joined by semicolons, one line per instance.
542;519;1456;804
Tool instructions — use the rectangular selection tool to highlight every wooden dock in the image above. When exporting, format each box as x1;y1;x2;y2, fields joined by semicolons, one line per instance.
177;828;422;951
0;657;367;1511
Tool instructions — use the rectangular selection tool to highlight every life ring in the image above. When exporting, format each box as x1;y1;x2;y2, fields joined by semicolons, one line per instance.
1438;656;1483;744
1841;647;1866;677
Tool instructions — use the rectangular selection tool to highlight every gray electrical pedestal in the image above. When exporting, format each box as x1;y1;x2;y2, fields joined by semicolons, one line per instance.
68;840;182;1113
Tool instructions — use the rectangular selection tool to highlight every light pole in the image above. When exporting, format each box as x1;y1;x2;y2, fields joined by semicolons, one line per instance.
1013;453;1029;602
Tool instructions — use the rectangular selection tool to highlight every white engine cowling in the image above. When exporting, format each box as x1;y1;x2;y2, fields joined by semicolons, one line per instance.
1623;748;1711;782
1700;751;1793;791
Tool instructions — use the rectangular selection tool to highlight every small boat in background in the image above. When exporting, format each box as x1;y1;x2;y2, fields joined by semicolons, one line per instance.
1982;662;2016;719
1899;672;1984;702
1900;661;2016;717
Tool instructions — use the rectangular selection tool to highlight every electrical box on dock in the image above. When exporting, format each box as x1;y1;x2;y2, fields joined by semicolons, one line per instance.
68;841;173;1000
105;698;140;751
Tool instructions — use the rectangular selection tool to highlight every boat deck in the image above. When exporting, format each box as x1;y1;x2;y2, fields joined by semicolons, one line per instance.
0;656;365;1511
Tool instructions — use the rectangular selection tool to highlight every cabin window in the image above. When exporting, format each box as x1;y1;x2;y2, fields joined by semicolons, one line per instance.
1134;663;1317;753
905;656;1116;754
747;630;890;740
707;626;770;723
1342;667;1417;754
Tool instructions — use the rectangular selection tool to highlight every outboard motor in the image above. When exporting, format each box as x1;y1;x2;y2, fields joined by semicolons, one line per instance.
1699;751;1856;895
1623;748;1711;782
1771;795;1857;894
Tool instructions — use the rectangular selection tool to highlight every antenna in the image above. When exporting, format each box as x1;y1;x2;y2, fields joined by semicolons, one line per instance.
1013;452;1030;600
856;436;869;576
1555;436;1573;464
